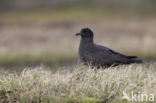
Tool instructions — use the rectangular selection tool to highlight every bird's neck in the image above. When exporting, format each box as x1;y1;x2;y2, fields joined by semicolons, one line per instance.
81;38;94;44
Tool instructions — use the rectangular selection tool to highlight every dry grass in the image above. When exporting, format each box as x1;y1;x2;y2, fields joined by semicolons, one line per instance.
0;63;155;103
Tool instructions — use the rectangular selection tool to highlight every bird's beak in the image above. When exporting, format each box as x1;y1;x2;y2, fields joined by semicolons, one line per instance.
75;33;81;36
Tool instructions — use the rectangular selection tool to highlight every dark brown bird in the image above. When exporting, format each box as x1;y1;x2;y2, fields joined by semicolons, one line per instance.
76;28;142;67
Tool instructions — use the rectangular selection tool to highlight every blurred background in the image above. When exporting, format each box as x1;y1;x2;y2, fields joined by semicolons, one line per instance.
0;0;156;69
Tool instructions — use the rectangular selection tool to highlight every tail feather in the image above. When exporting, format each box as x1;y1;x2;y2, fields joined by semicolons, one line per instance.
130;58;142;63
127;56;138;59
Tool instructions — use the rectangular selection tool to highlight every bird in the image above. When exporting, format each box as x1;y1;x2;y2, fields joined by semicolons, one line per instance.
76;28;142;68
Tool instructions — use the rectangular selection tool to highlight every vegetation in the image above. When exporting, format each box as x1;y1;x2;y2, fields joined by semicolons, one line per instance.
0;53;77;66
0;8;156;23
0;63;155;103
0;1;156;103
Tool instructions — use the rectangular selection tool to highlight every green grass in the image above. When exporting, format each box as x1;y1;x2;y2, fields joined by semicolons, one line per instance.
0;53;77;66
0;63;155;103
0;52;155;67
0;8;106;23
0;8;156;23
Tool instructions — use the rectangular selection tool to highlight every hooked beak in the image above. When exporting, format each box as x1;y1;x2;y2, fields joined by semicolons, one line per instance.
75;33;81;36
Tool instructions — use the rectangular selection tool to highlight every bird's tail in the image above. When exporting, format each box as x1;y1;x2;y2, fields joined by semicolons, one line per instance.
128;56;142;63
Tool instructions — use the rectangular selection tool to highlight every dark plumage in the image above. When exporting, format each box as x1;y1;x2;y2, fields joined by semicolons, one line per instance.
76;28;142;67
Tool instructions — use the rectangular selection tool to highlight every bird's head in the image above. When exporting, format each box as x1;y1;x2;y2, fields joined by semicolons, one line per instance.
76;28;94;39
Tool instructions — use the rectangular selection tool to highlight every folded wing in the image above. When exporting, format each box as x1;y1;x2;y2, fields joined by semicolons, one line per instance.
82;44;142;67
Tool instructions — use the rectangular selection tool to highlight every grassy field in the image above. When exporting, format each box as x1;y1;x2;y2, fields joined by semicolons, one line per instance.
1;8;155;23
0;63;155;103
0;9;156;103
0;11;156;66
0;9;156;63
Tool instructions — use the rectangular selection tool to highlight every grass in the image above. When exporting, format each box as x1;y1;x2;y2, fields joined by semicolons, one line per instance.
0;52;155;67
0;53;77;66
0;63;155;103
0;8;156;23
0;8;107;23
0;7;156;102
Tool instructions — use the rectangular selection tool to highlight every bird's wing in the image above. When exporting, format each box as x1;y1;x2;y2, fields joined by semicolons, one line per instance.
96;45;128;58
83;44;131;65
96;44;139;60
